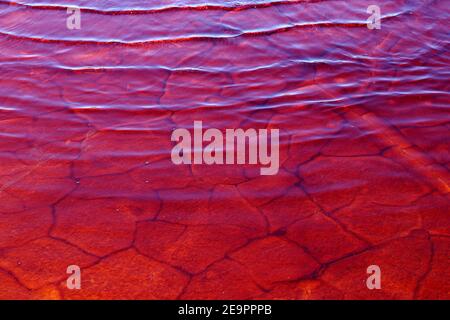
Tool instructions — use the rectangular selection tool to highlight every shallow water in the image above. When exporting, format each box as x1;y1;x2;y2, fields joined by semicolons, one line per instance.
0;0;449;299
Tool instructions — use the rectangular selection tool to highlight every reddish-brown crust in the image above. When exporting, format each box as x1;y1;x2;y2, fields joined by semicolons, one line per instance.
0;0;448;299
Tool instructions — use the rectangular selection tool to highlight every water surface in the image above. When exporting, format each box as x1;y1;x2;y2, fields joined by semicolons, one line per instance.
0;0;449;299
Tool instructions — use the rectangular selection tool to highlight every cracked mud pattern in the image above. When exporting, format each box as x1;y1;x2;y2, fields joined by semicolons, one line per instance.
0;0;449;299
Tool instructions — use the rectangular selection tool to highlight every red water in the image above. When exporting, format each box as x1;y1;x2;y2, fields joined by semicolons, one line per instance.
0;0;449;299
